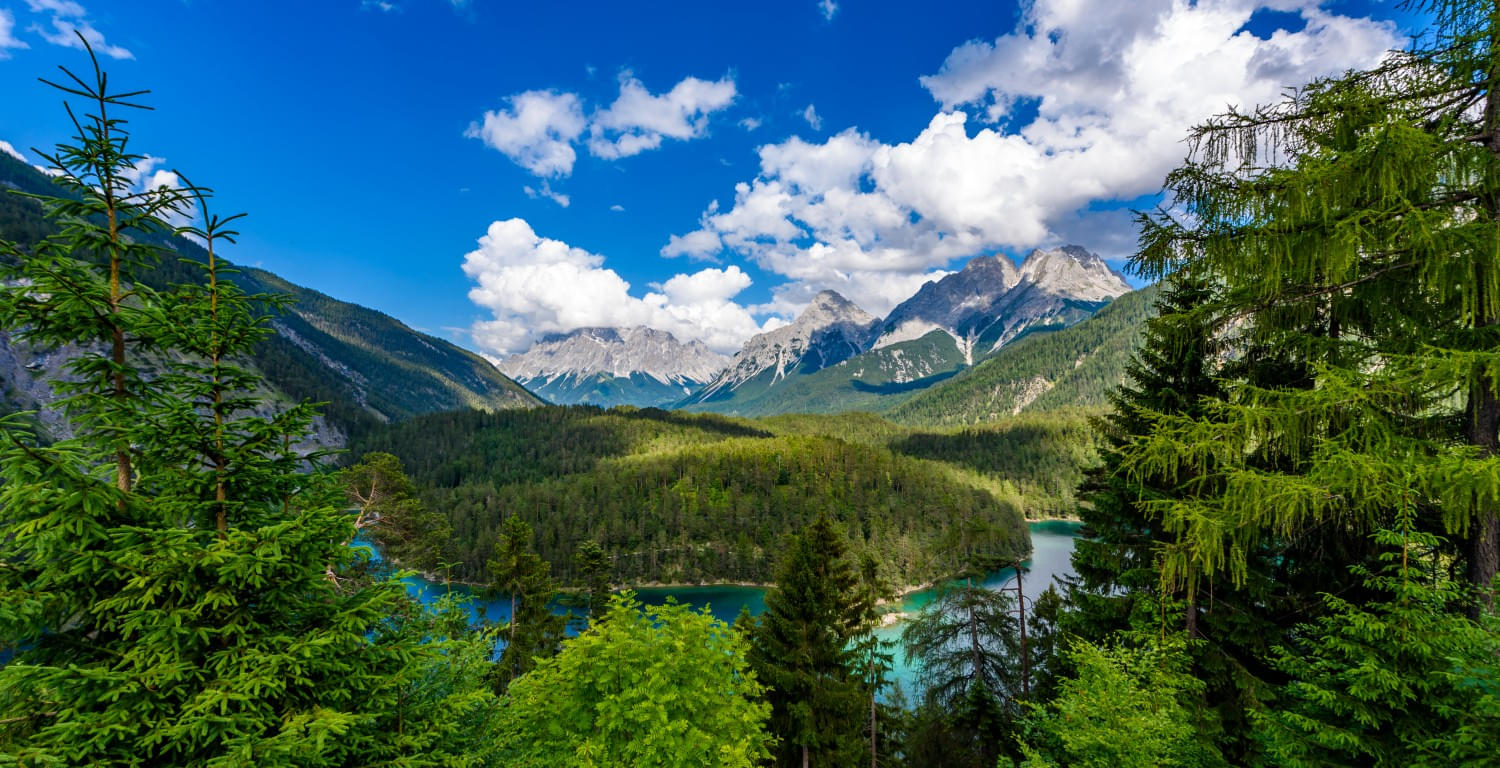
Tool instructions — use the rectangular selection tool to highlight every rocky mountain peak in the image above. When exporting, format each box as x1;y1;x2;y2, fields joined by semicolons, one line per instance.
1018;245;1131;301
685;291;879;401
499;326;728;386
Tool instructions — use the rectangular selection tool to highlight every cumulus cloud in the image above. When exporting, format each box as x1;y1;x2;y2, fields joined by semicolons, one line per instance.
0;9;29;58
462;218;773;355
739;117;763;131
588;73;736;160
465;90;587;177
469;73;736;177
26;0;132;60
665;0;1399;317
819;0;838;22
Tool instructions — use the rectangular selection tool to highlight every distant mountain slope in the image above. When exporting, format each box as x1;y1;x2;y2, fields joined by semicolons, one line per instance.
684;248;1136;418
0;151;540;442
885;283;1161;426
679;290;880;410
499;326;726;407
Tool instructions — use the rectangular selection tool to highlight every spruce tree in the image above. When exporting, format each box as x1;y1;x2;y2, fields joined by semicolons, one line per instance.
487;515;564;692
748;514;865;767
572;538;613;620
0;44;497;766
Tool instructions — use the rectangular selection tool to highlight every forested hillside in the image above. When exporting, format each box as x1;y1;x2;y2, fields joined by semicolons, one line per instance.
349;406;1034;586
886;284;1160;425
0;151;539;440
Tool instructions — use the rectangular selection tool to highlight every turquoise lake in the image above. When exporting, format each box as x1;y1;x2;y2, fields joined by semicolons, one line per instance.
377;519;1081;696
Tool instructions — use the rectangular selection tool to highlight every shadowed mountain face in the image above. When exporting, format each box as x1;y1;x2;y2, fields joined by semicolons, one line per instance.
498;326;727;407
0;151;540;445
679;247;1135;418
680;290;881;407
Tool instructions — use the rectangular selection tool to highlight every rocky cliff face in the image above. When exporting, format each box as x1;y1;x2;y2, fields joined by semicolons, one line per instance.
499;326;728;407
874;245;1132;365
685;290;879;404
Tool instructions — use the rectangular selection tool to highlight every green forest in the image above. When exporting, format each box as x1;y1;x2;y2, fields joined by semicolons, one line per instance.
4;4;1500;767
346;406;1037;586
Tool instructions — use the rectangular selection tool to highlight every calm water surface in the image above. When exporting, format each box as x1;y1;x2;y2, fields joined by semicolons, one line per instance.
380;520;1081;695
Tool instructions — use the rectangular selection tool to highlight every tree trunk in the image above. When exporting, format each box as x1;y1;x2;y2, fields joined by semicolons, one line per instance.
1472;32;1500;613
1015;565;1028;700
802;744;809;768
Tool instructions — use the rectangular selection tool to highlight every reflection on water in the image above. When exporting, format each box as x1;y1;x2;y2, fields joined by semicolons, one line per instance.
378;520;1081;696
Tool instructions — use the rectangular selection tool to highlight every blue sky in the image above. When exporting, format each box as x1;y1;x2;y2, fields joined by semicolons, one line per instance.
0;0;1422;357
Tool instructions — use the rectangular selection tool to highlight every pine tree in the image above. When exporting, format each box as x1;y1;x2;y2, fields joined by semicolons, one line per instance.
748;514;865;767
341;452;450;572
487;515;564;692
0;43;497;765
900;509;1027;767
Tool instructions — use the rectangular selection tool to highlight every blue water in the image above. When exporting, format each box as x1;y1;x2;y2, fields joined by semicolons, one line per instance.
366;520;1081;696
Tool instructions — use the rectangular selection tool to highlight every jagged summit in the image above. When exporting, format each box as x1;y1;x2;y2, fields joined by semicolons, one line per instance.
501;326;726;386
873;245;1130;364
499;326;728;408
1017;245;1132;302
684;290;879;403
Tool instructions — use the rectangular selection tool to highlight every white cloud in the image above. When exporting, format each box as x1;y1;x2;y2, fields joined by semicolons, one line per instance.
588;73;736;160
361;0;399;12
26;0;132;60
800;104;822;131
465;90;586;177
26;0;85;15
470;74;736;176
609;204;625;212
523;180;570;207
739;117;762;131
666;0;1399;317
462;218;773;355
819;0;838;21
0;10;29;58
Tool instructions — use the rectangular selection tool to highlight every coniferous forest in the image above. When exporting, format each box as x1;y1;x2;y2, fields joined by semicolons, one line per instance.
3;2;1500;766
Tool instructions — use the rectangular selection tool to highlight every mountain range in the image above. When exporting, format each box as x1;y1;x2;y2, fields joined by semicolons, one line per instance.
0;151;540;445
670;245;1133;417
497;326;726;408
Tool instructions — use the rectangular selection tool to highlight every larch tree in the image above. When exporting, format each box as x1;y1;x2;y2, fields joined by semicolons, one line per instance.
1126;0;1500;613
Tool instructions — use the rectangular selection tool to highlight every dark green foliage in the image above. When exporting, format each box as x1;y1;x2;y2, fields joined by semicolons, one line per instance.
747;515;867;767
1254;528;1500;767
0;48;497;766
572;539;613;619
901;509;1034;767
495;593;773;766
487;516;565;693
348;405;1030;587
887;285;1161;426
